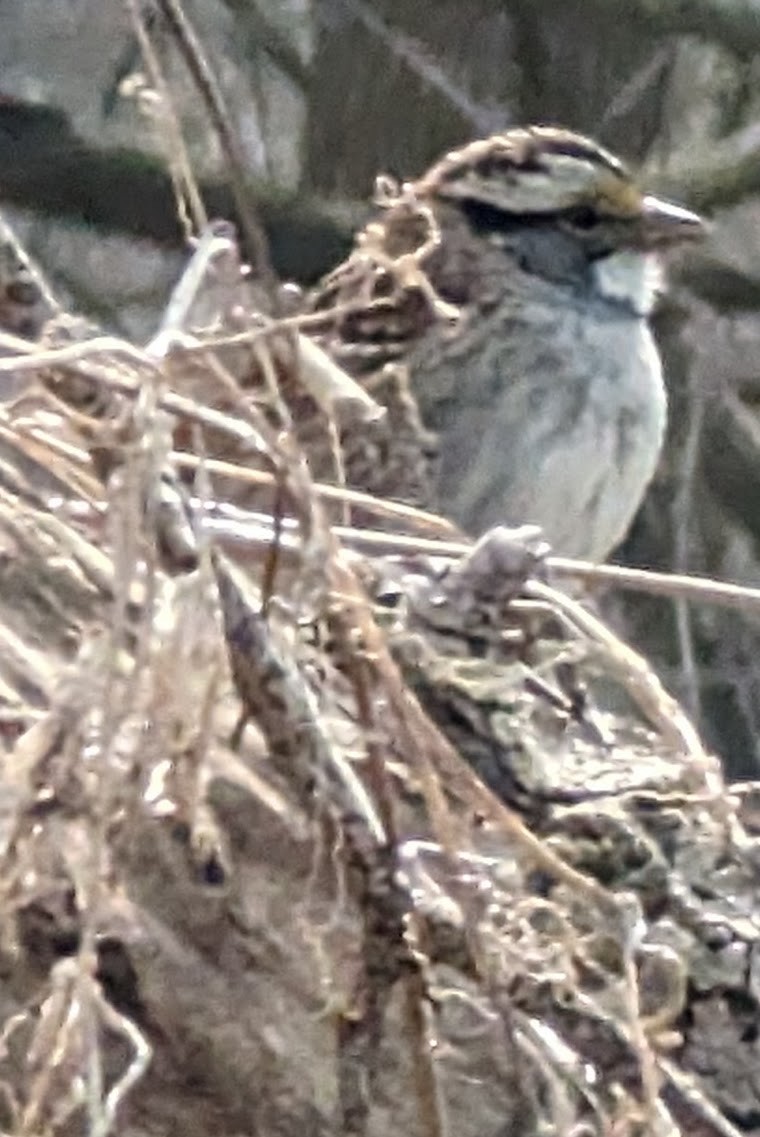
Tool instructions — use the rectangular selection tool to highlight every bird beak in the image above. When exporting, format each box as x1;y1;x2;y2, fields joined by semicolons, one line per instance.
638;194;706;249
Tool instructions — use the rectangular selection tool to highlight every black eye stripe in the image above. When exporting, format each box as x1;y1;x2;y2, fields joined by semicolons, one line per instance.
564;205;602;229
458;198;621;236
459;198;527;235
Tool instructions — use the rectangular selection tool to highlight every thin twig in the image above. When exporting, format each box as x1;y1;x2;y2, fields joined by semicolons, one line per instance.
124;0;207;239
526;579;707;761
5;330;760;620
671;381;706;722
171;449;458;535
155;0;279;300
205;504;760;616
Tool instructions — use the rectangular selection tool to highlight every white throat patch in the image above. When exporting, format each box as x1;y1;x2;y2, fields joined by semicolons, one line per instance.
593;251;663;316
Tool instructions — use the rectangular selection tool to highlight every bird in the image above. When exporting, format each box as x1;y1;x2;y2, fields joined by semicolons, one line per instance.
306;125;704;562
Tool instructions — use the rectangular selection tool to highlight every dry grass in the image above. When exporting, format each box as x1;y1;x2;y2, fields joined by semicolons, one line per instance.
0;209;752;1137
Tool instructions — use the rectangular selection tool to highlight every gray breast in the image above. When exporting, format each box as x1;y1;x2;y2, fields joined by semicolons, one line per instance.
409;277;666;561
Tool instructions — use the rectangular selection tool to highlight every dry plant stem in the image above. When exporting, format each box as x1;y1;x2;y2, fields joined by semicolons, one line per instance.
6;326;760;611
173;302;401;350
277;521;446;1131
124;0;207;239
294;335;385;425
20;404;160;1134
617;898;661;1126
0;321;370;473
527;581;744;845
527;580;706;759
0;330;169;377
344;649;399;844
212;552;385;843
155;0;279;299
171;449;458;535
329;553;461;856
625;954;661;1129
545;556;760;615
315;544;452;1137
323;413;350;527
31;512;115;596
0;327;377;573
260;467;287;610
536;980;744;1137
92;994;152;1135
329;523;760;616
200;360;445;1136
0;621;56;703
5;301;739;616
196;492;760;616
512;1015;591;1134
244;336;302;606
533;1006;618;1130
400;969;448;1137
0;329;278;456
197;348;325;572
671;382;706;723
658;1056;748;1137
22;963;96;1135
0;417;104;504
211;556;409;1135
152;226;236;346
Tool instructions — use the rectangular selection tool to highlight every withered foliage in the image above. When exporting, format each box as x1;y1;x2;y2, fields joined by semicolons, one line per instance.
0;213;756;1137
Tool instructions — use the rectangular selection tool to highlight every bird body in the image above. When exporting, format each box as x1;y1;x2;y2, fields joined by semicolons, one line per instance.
309;127;703;560
408;230;667;560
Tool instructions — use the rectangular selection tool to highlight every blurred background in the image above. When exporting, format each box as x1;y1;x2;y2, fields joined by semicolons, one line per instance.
3;0;760;777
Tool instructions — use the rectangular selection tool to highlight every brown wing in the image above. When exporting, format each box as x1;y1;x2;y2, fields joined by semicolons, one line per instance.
299;190;460;517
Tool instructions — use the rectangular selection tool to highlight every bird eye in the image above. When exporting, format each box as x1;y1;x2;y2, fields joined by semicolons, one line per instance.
567;205;600;230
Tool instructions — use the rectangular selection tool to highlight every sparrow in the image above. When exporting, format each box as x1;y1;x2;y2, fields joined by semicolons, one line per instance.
307;126;704;560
